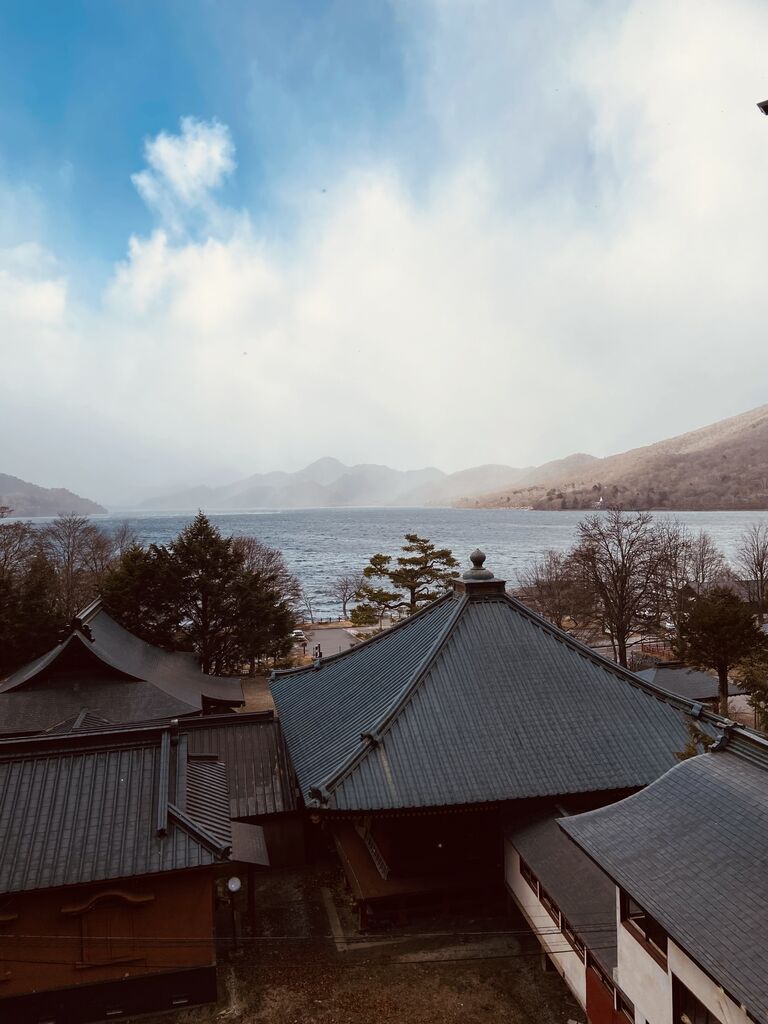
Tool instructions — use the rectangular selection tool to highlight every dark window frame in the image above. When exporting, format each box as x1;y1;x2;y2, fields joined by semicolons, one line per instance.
519;856;539;896
673;975;724;1024
620;890;668;968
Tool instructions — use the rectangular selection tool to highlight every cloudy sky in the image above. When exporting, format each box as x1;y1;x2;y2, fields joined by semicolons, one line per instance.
2;0;768;503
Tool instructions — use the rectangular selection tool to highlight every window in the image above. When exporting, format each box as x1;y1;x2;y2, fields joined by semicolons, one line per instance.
620;890;668;964
561;915;586;960
519;857;538;896
674;977;723;1024
539;886;561;926
616;990;634;1021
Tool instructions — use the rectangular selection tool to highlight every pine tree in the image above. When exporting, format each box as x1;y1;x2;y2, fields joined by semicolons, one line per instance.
357;533;459;616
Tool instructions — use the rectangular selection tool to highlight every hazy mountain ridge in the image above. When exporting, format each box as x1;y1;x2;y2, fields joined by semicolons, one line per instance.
465;404;768;511
136;458;527;510
0;474;106;517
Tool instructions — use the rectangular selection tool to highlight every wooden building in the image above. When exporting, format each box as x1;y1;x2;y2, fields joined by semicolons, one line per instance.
0;722;233;1023
272;550;719;927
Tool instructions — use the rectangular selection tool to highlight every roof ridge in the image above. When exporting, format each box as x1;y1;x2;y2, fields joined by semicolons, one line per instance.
309;593;469;804
167;801;231;857
273;591;456;680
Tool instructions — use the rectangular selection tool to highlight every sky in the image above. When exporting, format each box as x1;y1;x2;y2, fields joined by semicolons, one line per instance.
2;0;768;504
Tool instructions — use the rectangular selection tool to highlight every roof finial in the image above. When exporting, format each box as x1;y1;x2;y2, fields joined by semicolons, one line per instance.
462;548;494;581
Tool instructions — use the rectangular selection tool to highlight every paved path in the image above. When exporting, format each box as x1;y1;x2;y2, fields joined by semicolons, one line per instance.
305;626;358;658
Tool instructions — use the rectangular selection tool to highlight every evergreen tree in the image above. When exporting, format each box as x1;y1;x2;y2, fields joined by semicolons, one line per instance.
358;533;459;616
680;587;765;715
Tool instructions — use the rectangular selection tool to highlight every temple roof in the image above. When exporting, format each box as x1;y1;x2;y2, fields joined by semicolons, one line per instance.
0;723;231;894
0;599;243;734
272;551;724;813
561;733;768;1024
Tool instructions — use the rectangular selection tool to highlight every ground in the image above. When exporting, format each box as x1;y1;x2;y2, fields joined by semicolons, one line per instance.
138;864;583;1024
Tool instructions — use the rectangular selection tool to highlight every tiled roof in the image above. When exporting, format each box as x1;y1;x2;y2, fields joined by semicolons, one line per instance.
508;813;618;973
273;578;719;812
561;741;768;1023
0;679;197;736
0;601;244;734
0;724;231;895
636;663;743;701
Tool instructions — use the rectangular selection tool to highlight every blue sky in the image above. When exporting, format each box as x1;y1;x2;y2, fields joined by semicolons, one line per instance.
0;0;407;282
2;1;768;502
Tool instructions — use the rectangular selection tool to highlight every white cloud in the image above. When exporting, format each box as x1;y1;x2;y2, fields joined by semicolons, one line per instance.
4;0;768;502
131;117;236;233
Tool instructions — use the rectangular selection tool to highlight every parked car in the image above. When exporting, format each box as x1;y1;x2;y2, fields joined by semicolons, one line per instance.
292;629;308;644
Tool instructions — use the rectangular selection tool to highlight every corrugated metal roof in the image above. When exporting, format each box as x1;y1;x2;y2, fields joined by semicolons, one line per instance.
0;725;231;895
271;594;461;802
273;587;717;812
185;715;297;818
561;748;768;1024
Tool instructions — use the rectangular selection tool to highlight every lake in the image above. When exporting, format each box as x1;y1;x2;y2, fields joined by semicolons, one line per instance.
86;507;768;617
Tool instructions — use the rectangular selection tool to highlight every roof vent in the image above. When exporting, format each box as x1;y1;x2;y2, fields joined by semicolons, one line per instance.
462;549;494;581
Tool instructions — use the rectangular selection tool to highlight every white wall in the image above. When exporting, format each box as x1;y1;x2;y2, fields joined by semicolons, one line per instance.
616;886;752;1024
504;839;587;1008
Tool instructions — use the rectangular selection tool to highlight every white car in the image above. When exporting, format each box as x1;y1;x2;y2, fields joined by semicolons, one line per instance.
291;629;308;644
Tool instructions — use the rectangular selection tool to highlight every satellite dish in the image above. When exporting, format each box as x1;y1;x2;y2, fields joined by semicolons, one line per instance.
227;876;242;894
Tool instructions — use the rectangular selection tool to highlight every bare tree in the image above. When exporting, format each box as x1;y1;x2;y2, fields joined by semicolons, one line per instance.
655;522;726;634
572;509;663;667
516;551;589;631
301;589;315;624
231;536;301;607
736;522;768;624
41;514;114;620
328;572;364;620
110;521;140;561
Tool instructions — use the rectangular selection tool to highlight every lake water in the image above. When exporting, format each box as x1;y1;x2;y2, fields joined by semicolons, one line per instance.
85;507;768;617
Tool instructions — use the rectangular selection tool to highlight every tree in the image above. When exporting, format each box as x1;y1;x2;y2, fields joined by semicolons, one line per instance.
654;522;726;636
516;550;590;631
103;515;297;675
0;521;59;675
101;543;180;646
358;533;459;616
230;536;299;673
350;603;377;626
328;572;364;620
40;513;117;621
736;522;768;623
571;509;663;667
680;587;765;715
168;512;241;674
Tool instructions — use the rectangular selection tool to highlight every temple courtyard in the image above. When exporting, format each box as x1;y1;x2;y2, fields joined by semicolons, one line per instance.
140;864;581;1024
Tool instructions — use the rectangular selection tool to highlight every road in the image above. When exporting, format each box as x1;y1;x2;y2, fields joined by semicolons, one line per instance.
303;626;358;658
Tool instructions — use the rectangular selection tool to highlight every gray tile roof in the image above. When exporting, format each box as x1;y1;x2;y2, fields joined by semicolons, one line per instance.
0;724;231;895
561;746;768;1023
273;586;713;812
0;679;197;736
636;662;743;701
0;601;244;734
508;813;617;973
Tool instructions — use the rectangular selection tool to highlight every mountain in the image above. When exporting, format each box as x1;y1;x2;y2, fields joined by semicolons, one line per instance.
464;404;768;511
0;474;106;517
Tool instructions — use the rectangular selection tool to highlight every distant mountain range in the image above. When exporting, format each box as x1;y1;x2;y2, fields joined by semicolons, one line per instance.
8;404;768;516
135;457;534;510
0;474;106;518
464;404;768;511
